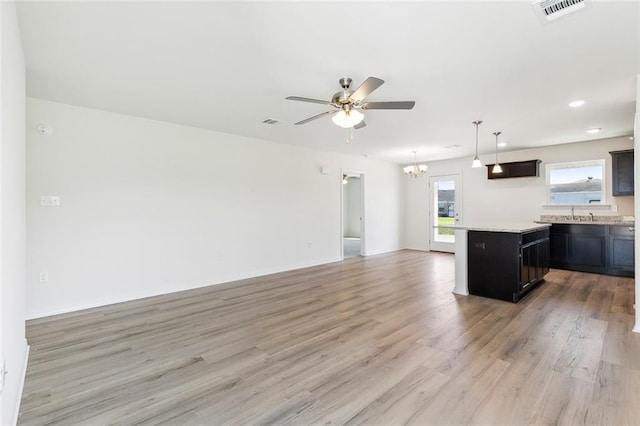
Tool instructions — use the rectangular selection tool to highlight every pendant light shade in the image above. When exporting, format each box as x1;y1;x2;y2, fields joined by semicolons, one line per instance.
492;132;503;174
472;120;482;168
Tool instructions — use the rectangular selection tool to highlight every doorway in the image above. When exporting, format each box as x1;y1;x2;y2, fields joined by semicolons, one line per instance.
342;171;364;258
429;174;461;253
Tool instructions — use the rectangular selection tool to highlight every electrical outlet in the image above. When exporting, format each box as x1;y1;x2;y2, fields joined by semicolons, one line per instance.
40;196;60;207
39;271;49;282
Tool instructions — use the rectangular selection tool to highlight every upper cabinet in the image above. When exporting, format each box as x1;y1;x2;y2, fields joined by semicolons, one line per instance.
610;149;634;196
486;159;541;180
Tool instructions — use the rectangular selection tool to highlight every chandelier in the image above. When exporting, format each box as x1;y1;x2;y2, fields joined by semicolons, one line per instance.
403;151;427;178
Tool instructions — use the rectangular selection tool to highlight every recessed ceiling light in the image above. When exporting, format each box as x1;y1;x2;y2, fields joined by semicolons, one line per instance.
586;128;601;134
497;142;507;147
569;100;586;108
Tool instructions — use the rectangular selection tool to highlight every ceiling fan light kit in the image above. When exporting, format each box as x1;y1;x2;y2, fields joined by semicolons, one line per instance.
286;76;415;133
332;108;364;128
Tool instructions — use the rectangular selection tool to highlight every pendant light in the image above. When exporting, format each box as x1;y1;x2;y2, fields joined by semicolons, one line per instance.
472;120;482;168
492;132;503;174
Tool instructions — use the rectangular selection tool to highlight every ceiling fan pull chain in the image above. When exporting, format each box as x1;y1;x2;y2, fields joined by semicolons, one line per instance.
346;127;354;144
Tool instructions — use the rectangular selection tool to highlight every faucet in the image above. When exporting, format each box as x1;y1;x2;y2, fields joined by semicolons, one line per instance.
570;205;575;221
589;212;594;222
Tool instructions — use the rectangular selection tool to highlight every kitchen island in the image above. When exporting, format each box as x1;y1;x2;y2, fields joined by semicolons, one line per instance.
444;223;551;303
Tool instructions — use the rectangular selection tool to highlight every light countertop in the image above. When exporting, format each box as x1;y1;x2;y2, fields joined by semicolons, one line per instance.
437;222;551;233
536;220;635;227
537;215;634;226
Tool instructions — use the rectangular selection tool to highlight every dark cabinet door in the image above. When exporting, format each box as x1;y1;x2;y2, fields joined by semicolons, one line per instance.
608;226;635;276
521;238;550;291
610;237;634;269
569;235;606;267
538;238;550;277
521;244;533;290
468;231;520;302
549;232;569;267
611;149;634;196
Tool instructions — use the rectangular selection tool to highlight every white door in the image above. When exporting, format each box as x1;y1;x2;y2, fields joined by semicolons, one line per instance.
429;174;461;253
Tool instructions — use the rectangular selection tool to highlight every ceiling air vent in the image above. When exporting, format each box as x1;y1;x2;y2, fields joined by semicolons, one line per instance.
262;118;279;125
532;0;587;23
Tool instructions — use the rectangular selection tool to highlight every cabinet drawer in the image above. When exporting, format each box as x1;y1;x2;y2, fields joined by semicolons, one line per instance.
550;224;606;236
522;228;550;245
609;225;635;237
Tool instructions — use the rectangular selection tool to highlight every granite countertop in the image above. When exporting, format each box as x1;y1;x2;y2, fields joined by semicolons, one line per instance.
535;220;635;226
437;222;551;233
537;215;634;226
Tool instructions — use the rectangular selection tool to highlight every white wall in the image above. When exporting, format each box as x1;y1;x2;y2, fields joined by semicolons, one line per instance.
404;177;429;251
26;98;404;318
343;176;362;238
405;137;635;250
1;2;28;425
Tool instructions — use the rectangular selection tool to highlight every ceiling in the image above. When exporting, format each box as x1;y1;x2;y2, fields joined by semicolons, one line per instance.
15;1;640;165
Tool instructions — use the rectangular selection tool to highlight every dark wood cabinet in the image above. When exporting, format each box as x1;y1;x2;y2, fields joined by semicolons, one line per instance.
486;159;541;180
521;237;550;292
468;228;550;303
549;223;634;277
610;149;634;196
568;226;606;269
608;225;635;275
549;232;568;265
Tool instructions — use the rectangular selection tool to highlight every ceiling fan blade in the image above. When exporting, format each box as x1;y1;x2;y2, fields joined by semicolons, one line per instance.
286;96;333;105
361;101;415;110
354;121;367;130
294;110;333;125
349;77;385;102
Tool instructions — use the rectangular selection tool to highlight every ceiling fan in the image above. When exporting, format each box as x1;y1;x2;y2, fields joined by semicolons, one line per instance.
286;77;415;129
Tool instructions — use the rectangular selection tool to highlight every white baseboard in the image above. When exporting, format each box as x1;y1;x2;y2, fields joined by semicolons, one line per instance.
26;256;343;320
12;345;30;426
364;247;403;256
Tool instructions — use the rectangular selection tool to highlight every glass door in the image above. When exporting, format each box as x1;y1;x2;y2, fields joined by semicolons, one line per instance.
429;174;461;253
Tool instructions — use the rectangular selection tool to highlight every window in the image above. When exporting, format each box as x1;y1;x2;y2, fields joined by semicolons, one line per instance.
546;160;605;205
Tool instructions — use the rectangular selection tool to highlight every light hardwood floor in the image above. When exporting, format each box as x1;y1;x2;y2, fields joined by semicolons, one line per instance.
18;250;640;425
